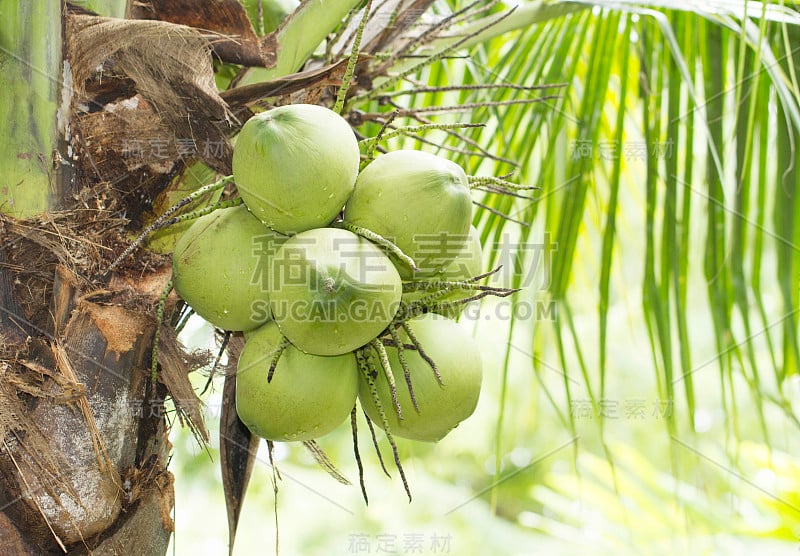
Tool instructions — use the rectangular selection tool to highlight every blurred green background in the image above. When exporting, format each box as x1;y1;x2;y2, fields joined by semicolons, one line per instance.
168;274;800;555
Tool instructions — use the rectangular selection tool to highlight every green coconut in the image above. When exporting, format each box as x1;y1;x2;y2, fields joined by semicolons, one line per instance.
403;225;483;318
343;150;472;279
236;322;359;442
268;227;403;356
232;104;360;234
358;313;482;442
172;205;286;332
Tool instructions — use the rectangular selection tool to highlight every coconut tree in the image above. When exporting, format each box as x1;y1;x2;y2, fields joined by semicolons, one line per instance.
2;0;799;554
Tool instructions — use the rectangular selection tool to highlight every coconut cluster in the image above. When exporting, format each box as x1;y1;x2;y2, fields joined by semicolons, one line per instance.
172;104;484;444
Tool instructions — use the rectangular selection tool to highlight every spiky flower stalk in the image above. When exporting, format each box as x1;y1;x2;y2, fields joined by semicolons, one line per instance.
356;346;411;501
389;326;419;412
105;175;235;274
359;122;485;149
333;0;373;114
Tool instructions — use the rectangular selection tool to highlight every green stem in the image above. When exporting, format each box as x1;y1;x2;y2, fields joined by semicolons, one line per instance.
333;0;373;114
361;111;398;168
468;175;538;190
0;0;62;216
267;338;291;382
359;123;485;149
350;406;369;505
354;8;517;104
357;346;411;501
389;326;419;412
105;176;234;274
401;321;442;386
370;338;402;420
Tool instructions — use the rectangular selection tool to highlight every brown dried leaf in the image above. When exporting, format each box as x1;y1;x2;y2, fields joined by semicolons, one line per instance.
219;335;259;556
67;15;234;174
332;0;437;57
14;358;85;402
0;249;29;342
155;325;210;444
155;471;176;533
0;359;82;550
51;341;116;478
130;0;277;68
221;55;369;109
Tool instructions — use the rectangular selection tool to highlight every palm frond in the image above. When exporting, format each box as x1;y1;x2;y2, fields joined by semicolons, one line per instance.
369;0;800;541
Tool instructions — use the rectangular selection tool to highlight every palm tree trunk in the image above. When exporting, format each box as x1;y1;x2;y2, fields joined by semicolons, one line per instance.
0;2;176;553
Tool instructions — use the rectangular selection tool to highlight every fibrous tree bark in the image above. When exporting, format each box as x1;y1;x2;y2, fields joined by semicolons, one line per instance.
0;3;219;552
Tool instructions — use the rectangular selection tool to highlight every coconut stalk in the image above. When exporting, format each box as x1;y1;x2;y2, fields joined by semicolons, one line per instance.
0;0;62;217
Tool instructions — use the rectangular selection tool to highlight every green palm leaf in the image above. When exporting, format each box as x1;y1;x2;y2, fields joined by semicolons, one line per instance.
370;0;800;543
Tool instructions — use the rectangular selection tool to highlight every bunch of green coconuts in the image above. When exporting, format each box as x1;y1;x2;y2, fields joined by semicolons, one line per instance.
172;104;484;444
